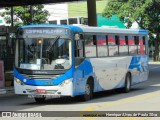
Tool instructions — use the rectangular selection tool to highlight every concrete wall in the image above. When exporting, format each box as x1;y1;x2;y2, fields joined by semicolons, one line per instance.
68;0;108;18
44;0;108;21
44;3;68;21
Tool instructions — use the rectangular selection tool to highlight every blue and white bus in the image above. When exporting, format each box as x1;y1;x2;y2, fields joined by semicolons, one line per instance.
14;24;149;102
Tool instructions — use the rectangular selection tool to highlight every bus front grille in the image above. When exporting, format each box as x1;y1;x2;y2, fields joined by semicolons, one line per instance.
22;74;60;80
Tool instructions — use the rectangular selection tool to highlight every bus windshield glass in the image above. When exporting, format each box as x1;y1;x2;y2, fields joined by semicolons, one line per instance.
15;37;71;70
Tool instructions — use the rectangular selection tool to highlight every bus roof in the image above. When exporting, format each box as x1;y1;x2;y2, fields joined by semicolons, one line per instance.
76;25;148;35
19;24;148;35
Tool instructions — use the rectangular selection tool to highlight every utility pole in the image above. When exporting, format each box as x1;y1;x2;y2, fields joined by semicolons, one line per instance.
11;7;14;26
30;5;33;24
87;0;97;26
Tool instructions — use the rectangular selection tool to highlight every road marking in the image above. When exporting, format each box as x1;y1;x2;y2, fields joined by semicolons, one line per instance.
123;118;151;120
149;66;160;70
81;91;160;120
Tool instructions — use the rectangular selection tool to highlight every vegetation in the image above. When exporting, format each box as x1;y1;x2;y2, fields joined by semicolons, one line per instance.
102;0;160;61
0;5;49;26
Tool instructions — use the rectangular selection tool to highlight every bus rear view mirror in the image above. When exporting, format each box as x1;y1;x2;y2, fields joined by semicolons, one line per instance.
75;34;80;41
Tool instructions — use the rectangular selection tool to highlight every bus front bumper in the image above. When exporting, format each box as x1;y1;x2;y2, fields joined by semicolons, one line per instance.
14;79;73;98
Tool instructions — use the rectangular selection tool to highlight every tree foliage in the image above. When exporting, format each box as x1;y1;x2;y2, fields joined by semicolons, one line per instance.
102;0;160;61
0;5;49;26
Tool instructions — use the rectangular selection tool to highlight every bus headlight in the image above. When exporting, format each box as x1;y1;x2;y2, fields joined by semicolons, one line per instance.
15;78;24;85
60;78;72;86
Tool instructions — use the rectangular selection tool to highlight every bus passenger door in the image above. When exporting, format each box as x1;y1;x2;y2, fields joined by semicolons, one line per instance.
73;34;86;95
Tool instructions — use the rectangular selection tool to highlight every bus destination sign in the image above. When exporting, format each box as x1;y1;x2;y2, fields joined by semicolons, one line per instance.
23;27;69;36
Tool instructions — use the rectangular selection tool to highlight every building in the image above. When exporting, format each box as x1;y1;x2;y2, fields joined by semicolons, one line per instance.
45;0;125;28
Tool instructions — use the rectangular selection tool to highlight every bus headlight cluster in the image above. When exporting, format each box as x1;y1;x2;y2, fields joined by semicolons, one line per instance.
60;78;72;86
15;78;24;85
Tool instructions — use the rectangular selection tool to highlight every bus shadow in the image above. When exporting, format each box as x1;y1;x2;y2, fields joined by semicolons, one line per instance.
22;86;158;105
22;90;121;105
23;97;82;105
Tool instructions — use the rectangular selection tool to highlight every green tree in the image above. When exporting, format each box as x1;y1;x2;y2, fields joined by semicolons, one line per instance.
0;5;49;26
102;0;160;61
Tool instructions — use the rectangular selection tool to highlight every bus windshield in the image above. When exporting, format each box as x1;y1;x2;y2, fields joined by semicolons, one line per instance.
15;37;72;70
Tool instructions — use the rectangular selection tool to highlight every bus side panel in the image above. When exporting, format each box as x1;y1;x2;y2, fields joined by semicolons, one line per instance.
129;55;149;85
73;55;148;96
88;55;148;91
89;57;132;91
115;55;149;88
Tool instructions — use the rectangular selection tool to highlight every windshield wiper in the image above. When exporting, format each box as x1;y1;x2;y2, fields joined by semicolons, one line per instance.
46;36;60;52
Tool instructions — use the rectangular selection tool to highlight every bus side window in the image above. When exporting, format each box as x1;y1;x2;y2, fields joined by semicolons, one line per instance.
135;36;139;54
84;34;97;57
125;36;128;45
93;35;97;45
143;36;147;54
129;36;137;55
108;35;118;56
119;36;128;56
143;36;146;45
115;36;119;45
74;34;84;57
106;35;108;45
134;36;139;45
108;35;116;45
97;34;108;57
138;36;146;55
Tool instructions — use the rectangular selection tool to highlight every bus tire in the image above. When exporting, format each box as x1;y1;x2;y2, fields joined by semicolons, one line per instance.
82;80;93;101
122;73;131;93
34;96;46;103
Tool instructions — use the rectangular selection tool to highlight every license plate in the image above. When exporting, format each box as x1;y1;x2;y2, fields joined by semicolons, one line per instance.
36;89;46;94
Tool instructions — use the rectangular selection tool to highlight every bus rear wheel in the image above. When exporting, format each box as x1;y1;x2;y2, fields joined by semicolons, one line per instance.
82;80;93;101
122;73;131;93
34;96;46;103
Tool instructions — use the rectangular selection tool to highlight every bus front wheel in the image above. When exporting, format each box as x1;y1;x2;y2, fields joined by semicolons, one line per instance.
82;80;93;101
34;96;46;103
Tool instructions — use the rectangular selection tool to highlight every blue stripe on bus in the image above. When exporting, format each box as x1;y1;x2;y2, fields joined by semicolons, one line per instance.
114;55;148;89
129;55;148;84
73;59;94;96
129;56;148;71
139;30;148;34
14;59;93;89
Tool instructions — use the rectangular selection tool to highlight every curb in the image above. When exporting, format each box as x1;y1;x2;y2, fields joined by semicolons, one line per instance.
0;89;7;94
0;87;14;95
149;62;160;64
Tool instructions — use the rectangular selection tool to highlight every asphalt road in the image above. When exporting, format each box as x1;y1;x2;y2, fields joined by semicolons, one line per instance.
0;64;160;120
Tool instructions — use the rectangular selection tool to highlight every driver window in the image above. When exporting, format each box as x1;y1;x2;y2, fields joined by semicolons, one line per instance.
74;34;84;67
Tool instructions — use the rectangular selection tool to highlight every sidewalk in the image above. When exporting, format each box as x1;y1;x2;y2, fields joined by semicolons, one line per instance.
149;61;160;64
148;58;160;64
0;70;14;95
0;86;14;95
